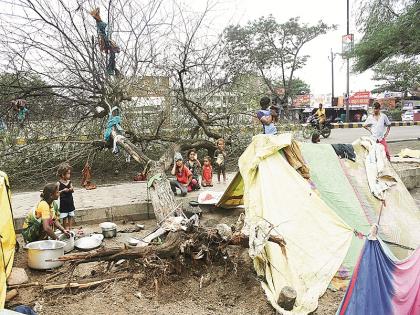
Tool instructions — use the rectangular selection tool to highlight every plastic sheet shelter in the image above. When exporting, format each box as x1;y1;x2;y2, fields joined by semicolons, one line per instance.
337;239;420;315
217;134;420;313
0;171;16;309
236;134;353;314
219;139;420;271
216;172;243;208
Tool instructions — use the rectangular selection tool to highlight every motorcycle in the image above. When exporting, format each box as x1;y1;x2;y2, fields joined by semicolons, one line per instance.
302;114;332;139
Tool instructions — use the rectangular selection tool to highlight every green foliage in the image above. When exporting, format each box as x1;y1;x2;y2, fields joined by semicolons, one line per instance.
0;73;48;101
354;1;420;71
288;78;311;98
223;16;333;103
371;58;420;96
388;108;402;121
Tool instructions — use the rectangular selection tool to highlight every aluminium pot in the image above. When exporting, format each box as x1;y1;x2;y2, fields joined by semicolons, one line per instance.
99;222;117;238
25;240;66;270
101;227;117;238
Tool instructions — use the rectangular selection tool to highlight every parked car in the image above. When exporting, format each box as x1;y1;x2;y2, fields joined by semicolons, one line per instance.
401;111;414;121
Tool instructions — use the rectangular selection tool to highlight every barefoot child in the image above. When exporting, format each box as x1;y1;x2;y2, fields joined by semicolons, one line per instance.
57;163;75;230
214;138;227;184
201;156;213;187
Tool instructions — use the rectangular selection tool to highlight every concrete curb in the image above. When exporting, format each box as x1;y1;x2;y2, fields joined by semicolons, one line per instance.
13;195;198;232
387;138;420;143
396;167;420;190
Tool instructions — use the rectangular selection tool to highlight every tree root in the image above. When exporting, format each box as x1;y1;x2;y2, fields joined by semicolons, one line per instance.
56;228;287;264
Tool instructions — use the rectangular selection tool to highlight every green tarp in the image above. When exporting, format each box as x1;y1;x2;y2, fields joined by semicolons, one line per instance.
300;143;370;270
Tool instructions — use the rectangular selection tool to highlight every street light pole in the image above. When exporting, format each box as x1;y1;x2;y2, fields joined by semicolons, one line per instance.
346;0;350;122
328;49;336;105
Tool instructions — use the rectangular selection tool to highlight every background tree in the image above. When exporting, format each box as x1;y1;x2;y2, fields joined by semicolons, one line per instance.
223;16;332;109
354;0;420;71
0;0;256;220
371;58;420;97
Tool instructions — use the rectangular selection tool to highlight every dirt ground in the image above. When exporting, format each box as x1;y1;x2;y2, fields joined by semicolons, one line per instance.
6;210;345;315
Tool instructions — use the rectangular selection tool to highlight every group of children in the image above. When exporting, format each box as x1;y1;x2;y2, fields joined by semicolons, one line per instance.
22;163;76;243
170;138;227;196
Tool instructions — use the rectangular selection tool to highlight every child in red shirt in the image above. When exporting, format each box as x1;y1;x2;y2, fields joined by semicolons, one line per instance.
170;153;193;196
201;156;213;187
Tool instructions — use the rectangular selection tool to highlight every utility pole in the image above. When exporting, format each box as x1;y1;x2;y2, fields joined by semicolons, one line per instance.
346;0;350;122
328;49;336;105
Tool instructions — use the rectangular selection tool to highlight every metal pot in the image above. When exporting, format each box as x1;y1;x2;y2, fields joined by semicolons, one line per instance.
58;231;75;253
102;227;117;238
25;240;66;270
99;222;117;238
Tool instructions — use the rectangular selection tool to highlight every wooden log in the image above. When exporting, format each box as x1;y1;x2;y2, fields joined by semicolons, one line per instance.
43;275;130;291
8;282;40;289
52;247;123;262
277;286;297;311
56;231;185;263
54;229;286;265
6;289;18;301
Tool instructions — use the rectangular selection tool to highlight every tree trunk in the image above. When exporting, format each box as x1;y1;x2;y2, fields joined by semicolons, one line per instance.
147;164;178;223
54;230;286;265
109;130;217;223
111;130;177;223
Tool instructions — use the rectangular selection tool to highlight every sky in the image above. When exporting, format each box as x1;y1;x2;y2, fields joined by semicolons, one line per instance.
208;0;375;96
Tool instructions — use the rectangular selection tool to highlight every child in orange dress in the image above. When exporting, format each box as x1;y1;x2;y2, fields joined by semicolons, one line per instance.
201;156;213;187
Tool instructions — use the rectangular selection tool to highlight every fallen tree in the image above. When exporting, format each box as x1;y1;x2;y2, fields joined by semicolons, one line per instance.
53;227;286;264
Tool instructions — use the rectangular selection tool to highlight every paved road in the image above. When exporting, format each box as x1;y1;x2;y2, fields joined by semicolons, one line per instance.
323;126;420;144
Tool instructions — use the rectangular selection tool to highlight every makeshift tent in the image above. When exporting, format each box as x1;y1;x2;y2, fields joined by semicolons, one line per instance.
337;238;420;315
217;134;420;314
0;171;16;309
300;139;420;269
216;172;243;208
220;134;354;314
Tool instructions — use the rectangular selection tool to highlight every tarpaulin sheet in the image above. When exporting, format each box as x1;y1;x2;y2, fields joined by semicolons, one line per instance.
341;140;420;259
216;172;244;208
300;143;370;271
239;134;353;314
337;239;420;315
361;138;397;200
0;171;16;309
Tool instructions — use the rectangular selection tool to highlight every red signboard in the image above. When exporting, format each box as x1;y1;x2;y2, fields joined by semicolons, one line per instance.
349;91;371;105
293;94;310;107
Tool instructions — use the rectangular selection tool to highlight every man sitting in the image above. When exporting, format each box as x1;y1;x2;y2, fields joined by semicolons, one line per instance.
315;103;326;129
